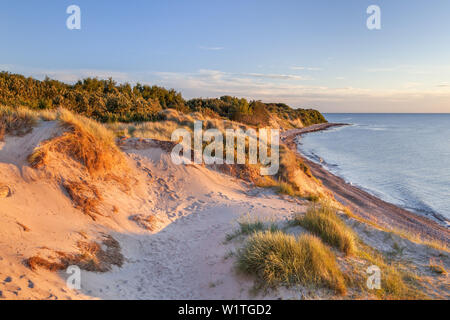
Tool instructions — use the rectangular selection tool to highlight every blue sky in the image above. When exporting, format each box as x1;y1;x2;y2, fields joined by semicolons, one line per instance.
1;0;450;112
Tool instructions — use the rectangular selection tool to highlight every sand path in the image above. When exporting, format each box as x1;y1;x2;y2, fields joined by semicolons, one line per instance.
77;147;306;299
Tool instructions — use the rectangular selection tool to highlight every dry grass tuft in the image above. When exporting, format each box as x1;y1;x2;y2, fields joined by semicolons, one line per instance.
29;108;128;177
63;180;103;220
129;214;158;231
237;231;347;294
277;181;301;197
254;176;278;188
74;235;124;272
428;258;447;275
278;145;314;184
26;256;67;272
343;207;450;253
356;242;425;299
26;235;123;273
226;215;278;242
294;202;357;256
0;105;38;139
107;108;247;142
16;221;31;232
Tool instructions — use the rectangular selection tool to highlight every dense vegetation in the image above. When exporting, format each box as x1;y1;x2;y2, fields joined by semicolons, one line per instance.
0;72;326;126
265;103;327;126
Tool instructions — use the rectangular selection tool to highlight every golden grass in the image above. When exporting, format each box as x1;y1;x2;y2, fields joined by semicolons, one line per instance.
29;108;128;177
26;256;67;272
26;235;123;273
0;105;38;139
270;144;327;201
428;258;447;275
107;108;246;142
356;242;425;299
237;231;347;294
63;180;103;220
279;145;313;179
37;109;58;121
277;181;301;197
254;176;278;188
343;206;450;253
225;214;278;242
294;202;357;256
129;214;158;231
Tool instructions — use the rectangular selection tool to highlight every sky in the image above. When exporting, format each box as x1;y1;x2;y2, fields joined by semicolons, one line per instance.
1;0;450;113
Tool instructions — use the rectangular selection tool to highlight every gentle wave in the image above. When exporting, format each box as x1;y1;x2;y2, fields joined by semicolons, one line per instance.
299;113;450;224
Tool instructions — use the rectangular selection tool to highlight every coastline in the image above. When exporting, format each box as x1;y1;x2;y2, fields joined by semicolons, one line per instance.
282;123;450;244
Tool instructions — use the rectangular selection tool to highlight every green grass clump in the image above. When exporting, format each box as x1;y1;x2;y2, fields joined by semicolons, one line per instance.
237;231;346;294
294;203;357;256
226;215;278;242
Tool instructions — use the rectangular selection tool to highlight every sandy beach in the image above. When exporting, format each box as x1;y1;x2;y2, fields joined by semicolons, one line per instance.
282;123;450;245
0;118;449;300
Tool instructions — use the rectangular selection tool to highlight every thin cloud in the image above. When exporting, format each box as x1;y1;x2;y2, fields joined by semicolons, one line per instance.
365;65;450;75
239;73;307;80
3;65;450;112
199;46;224;51
291;66;323;71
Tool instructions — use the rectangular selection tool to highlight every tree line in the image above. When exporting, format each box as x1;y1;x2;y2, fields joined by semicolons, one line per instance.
0;72;326;126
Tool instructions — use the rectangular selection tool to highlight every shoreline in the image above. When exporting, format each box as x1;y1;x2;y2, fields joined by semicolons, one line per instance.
282;123;450;244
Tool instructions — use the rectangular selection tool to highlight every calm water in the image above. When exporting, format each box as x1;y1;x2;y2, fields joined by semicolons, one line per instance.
298;114;450;223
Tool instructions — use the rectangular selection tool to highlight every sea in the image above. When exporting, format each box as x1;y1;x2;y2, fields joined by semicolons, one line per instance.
297;113;450;223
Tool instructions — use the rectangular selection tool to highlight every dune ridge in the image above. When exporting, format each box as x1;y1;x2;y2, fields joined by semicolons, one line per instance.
0;110;448;300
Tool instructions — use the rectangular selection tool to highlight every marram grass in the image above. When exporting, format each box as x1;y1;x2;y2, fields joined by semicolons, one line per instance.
237;231;347;294
294;202;357;256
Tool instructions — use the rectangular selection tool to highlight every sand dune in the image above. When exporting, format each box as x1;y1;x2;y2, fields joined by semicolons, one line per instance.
0;124;306;299
0;123;448;300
